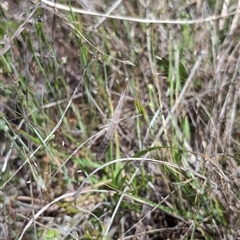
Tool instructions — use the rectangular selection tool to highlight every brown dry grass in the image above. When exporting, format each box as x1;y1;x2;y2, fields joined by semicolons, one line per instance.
1;0;240;239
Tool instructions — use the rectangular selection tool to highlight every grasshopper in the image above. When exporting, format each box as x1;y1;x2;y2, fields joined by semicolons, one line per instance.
96;90;126;161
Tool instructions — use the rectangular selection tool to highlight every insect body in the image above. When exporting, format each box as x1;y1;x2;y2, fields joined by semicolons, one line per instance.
96;90;126;161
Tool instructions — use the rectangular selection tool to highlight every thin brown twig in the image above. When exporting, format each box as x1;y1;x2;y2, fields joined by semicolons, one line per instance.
96;90;126;161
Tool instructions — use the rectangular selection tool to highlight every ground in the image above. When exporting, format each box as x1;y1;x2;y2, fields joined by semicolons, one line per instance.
1;0;240;239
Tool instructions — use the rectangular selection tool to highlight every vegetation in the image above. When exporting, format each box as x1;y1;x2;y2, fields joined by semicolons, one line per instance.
1;0;240;239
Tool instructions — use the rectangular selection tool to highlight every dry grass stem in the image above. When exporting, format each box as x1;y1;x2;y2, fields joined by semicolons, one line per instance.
2;1;240;239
